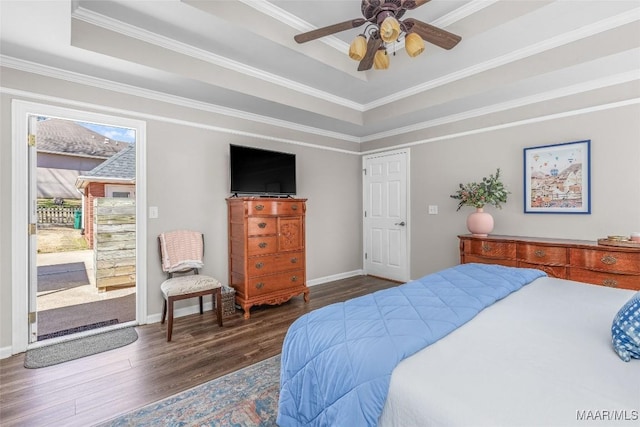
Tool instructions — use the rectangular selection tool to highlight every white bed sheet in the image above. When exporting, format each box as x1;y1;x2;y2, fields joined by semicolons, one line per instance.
379;277;640;427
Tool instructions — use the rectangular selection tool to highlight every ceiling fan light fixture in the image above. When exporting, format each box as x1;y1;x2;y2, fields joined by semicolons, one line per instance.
349;34;367;61
379;16;400;43
374;48;389;70
405;32;425;57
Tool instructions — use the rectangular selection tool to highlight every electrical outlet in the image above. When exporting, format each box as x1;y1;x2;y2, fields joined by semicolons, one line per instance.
149;206;159;219
428;205;438;215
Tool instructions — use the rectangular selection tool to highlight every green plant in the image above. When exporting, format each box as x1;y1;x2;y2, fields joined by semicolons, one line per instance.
450;168;509;211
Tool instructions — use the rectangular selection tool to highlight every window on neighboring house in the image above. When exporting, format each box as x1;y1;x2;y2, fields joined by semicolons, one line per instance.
106;184;135;198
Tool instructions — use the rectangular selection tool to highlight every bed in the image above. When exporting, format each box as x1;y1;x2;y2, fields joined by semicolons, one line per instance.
277;264;640;427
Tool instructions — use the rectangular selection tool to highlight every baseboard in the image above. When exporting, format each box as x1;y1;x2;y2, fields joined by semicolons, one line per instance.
145;270;365;324
1;346;13;359
306;270;364;287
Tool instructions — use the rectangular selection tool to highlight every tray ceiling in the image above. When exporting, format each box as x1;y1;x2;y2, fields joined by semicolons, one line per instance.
1;0;638;145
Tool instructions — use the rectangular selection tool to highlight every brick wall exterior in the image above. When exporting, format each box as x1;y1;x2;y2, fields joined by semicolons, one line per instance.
83;182;105;248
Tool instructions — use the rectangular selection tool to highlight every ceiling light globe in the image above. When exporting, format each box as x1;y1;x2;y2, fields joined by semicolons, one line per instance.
374;49;389;70
405;32;425;57
349;35;367;61
380;16;400;43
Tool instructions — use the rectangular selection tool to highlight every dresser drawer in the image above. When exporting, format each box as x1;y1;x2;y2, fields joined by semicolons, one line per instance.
246;200;304;216
248;270;305;296
463;255;517;267
247;217;276;236
569;249;640;274
466;240;516;259
247;251;304;277
517;244;567;265
518;261;566;279
247;236;278;255
568;268;640;291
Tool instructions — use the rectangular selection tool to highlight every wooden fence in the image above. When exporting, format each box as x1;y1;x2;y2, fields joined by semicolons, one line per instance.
37;207;77;225
93;198;136;291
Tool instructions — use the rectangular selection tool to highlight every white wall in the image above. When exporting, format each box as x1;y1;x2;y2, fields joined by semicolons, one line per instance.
2;66;639;355
0;69;363;353
407;103;640;278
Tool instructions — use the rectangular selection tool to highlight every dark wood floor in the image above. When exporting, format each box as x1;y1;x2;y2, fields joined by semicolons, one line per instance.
0;275;398;427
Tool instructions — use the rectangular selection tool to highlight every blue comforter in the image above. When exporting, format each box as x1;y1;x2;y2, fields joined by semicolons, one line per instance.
277;263;546;426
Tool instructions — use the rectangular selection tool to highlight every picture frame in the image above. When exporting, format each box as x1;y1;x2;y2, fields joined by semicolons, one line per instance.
523;139;591;214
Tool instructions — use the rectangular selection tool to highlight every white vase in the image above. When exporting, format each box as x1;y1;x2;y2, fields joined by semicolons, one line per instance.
466;207;494;237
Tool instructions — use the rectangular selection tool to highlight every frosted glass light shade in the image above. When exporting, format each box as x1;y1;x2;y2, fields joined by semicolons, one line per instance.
380;16;400;43
405;32;425;57
349;35;367;61
374;49;389;69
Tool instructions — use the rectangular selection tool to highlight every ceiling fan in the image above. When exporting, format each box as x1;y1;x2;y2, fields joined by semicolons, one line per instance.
294;0;462;71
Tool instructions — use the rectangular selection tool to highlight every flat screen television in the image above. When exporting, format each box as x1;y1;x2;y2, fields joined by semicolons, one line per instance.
229;144;297;196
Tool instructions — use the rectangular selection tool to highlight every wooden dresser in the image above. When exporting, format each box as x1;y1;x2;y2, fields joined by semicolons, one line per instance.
458;234;640;291
227;197;309;318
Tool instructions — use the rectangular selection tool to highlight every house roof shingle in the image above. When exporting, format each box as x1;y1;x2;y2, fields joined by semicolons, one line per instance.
37;118;129;158
83;144;136;181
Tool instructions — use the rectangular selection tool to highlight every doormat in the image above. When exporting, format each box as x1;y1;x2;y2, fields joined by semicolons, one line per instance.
24;327;138;369
37;318;118;341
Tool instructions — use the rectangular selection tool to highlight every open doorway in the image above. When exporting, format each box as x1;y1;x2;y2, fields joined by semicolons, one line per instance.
11;100;147;354
35;116;136;341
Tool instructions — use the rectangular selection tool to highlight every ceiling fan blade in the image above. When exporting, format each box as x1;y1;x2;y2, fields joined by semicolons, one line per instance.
358;35;382;71
402;0;431;10
294;18;367;43
403;18;461;50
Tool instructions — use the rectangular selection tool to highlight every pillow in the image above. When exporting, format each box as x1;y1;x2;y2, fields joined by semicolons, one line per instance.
611;291;640;362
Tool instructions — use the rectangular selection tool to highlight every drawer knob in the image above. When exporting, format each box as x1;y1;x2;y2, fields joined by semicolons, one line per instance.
258;222;267;229
291;205;298;211
481;243;491;252
290;257;298;264
255;262;264;269
255;204;264;211
255;282;264;289
534;249;545;258
601;255;617;265
603;279;618;288
291;276;298;282
258;242;268;249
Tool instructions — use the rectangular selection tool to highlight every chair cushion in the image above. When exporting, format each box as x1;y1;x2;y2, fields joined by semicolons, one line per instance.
161;274;222;298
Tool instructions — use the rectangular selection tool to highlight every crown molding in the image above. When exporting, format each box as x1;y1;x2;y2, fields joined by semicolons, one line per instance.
237;0;350;53
4;77;637;159
70;4;639;116
365;7;640;109
0;55;360;144
71;6;363;111
361;98;640;155
3;54;636;146
362;70;640;142
1;85;362;156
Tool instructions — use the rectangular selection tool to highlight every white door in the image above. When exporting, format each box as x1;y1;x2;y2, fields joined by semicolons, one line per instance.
28;116;39;342
11;100;148;354
363;150;409;282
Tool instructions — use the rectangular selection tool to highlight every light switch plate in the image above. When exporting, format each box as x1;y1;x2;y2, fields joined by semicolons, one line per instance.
149;206;158;219
428;205;438;215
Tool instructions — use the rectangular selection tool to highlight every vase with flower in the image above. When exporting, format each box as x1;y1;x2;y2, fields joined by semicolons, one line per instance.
450;168;509;237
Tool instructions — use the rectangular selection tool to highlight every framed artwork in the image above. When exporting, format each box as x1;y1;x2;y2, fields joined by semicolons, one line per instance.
523;139;591;214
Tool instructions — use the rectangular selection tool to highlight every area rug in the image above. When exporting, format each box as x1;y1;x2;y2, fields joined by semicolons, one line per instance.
99;355;281;427
24;327;138;368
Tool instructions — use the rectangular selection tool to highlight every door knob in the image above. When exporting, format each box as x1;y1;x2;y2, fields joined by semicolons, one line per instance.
395;221;406;226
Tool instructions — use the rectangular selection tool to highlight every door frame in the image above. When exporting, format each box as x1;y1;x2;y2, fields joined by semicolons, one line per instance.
11;100;147;354
362;148;411;282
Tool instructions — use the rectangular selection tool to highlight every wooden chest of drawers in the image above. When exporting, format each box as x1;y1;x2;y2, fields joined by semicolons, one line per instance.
459;235;640;291
227;198;309;319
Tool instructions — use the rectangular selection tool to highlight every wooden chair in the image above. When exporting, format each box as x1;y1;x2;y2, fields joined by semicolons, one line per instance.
158;230;223;341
